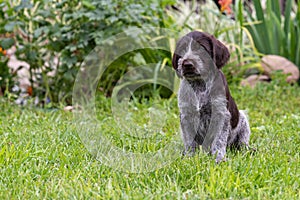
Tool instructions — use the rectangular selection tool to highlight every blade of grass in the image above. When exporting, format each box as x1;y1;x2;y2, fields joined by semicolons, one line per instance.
290;20;296;62
266;0;276;53
227;42;244;64
283;0;292;58
271;12;285;55
252;0;271;53
235;0;244;51
241;27;264;57
153;61;162;91
284;0;292;35
294;1;300;66
271;0;282;23
243;24;264;54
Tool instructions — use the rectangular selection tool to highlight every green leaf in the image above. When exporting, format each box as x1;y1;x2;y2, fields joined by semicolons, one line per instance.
63;70;74;82
251;0;271;53
0;38;14;49
82;0;95;10
235;0;244;50
236;0;244;26
270;12;284;54
283;0;292;53
4;21;17;32
253;0;264;21
14;0;33;11
271;0;281;23
37;10;52;18
33;27;49;38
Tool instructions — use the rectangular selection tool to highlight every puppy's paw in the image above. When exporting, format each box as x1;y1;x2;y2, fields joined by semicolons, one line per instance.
215;154;226;164
182;144;197;157
182;148;196;157
182;150;195;157
211;148;226;164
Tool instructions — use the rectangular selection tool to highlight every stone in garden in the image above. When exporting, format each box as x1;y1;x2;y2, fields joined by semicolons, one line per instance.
7;46;31;91
64;106;74;112
240;74;270;88
261;55;299;83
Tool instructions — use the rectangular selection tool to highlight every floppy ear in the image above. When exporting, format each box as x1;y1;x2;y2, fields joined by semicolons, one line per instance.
172;51;179;70
172;38;184;78
212;37;230;69
172;52;183;78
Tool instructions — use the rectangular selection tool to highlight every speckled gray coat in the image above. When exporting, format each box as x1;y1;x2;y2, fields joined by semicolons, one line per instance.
172;31;251;163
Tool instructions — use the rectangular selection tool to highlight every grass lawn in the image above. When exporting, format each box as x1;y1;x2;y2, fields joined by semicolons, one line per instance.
1;81;300;199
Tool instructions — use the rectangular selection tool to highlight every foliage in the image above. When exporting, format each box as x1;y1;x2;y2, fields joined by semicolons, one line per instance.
245;0;300;67
0;59;14;95
0;0;177;104
0;3;15;96
1;0;299;105
1;81;300;198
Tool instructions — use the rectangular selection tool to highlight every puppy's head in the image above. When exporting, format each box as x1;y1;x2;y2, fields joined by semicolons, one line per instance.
172;31;230;79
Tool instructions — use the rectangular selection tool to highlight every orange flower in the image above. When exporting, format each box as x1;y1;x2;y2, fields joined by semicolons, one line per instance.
0;47;6;55
27;86;33;96
218;0;232;14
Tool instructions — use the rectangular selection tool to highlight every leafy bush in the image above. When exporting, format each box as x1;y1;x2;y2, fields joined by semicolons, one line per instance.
0;2;16;96
245;0;300;67
4;0;298;105
0;59;13;96
0;0;177;104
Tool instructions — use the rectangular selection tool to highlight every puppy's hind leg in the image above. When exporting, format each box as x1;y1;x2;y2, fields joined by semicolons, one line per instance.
232;110;251;149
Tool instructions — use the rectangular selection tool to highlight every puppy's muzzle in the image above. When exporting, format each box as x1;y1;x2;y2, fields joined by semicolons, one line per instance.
182;59;197;77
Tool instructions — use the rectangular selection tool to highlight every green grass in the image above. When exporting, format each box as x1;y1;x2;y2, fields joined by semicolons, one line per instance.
1;81;300;199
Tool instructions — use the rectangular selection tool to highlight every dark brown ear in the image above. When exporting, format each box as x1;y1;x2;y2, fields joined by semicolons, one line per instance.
172;51;183;78
172;51;180;70
212;37;230;69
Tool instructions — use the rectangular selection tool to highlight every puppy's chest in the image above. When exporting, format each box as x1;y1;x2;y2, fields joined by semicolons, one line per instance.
179;86;210;110
196;95;212;128
180;93;212;133
179;89;212;119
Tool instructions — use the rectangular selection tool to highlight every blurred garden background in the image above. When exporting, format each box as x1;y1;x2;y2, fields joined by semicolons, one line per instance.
0;0;299;105
0;0;300;199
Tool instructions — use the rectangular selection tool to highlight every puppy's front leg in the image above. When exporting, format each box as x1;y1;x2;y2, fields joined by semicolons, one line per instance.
180;111;199;155
211;114;230;163
203;97;230;163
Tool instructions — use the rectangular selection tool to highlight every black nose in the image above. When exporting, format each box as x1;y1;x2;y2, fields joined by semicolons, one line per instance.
182;60;194;68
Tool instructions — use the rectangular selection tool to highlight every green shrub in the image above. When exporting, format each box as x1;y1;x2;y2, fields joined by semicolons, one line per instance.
0;59;13;96
245;0;300;68
0;2;16;96
0;0;177;105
